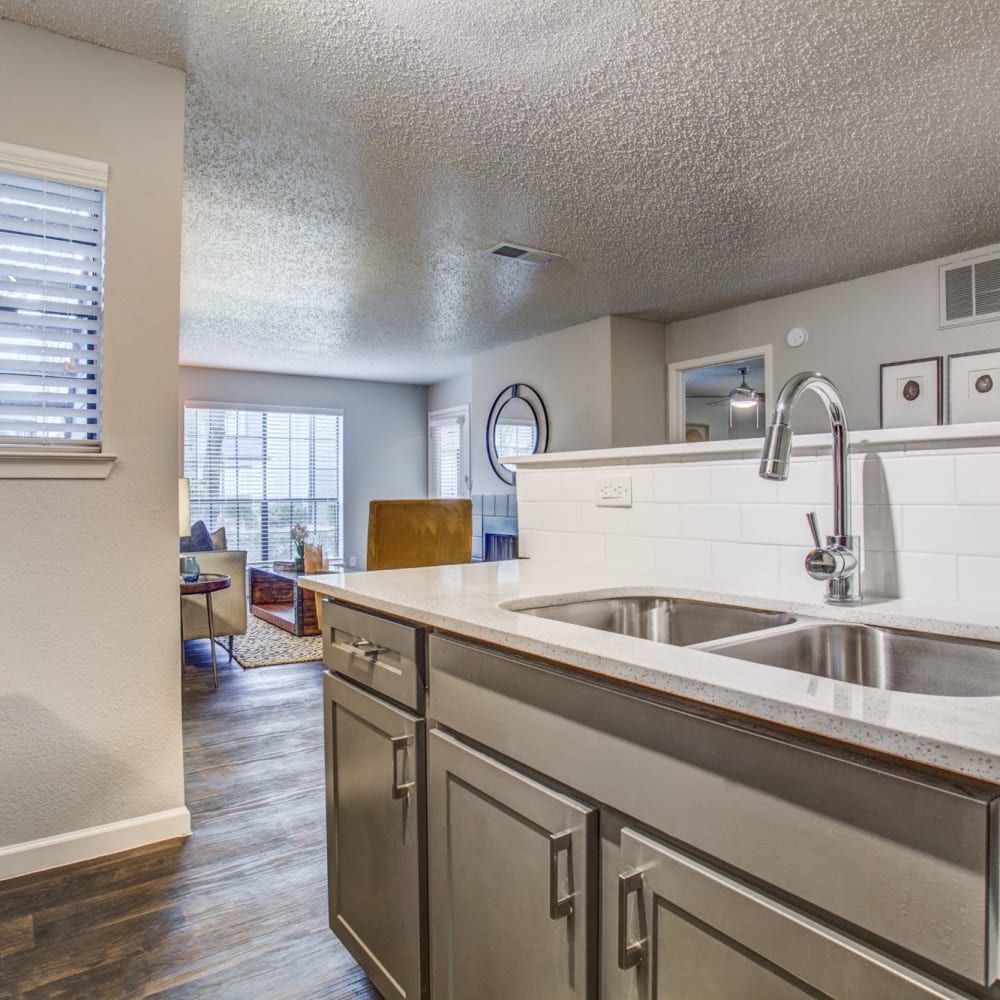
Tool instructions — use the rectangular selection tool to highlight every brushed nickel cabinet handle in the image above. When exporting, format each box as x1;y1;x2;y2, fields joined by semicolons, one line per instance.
350;637;389;660
390;735;414;799
617;869;645;969
549;831;574;920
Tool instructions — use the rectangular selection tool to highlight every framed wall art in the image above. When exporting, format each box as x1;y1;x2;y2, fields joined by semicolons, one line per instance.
948;348;1000;424
879;356;943;429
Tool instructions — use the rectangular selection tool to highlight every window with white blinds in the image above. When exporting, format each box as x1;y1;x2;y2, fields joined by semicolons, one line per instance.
184;403;344;564
428;404;470;498
0;149;107;449
494;419;536;461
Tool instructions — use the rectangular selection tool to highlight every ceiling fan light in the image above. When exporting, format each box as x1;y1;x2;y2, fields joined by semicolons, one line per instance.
728;366;760;408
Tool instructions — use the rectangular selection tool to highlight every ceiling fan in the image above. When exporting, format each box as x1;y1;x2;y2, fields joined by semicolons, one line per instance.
688;367;765;428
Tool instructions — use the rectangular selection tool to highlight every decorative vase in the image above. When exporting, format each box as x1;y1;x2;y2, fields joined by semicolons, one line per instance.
180;556;200;582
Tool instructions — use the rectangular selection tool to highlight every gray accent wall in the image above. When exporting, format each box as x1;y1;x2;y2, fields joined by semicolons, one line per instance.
179;367;428;569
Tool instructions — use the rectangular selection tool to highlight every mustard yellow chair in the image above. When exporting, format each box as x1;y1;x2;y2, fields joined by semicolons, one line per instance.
366;499;472;571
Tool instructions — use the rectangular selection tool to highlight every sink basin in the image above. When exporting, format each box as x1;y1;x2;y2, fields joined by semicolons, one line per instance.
517;596;796;647
710;623;1000;697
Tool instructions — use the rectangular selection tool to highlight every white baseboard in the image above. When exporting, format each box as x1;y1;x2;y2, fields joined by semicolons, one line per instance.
0;807;192;881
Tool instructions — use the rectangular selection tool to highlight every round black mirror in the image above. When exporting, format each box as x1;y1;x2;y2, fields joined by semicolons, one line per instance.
486;384;549;485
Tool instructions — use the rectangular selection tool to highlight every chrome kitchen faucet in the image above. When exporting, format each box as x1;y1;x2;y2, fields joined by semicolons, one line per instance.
759;372;862;603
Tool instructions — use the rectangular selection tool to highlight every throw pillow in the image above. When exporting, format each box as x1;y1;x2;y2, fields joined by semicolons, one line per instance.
210;525;228;550
180;520;214;552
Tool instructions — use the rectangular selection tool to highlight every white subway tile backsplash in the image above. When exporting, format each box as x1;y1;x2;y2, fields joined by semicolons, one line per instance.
516;470;563;502
581;504;632;536
678;504;741;542
517;529;563;562
710;463;778;504
858;505;901;553
958;555;1000;606
711;542;780;584
653;464;711;503
519;444;1000;604
956;453;1000;505
560;470;597;502
541;502;582;533
517;501;544;531
628;502;681;538
903;506;1000;557
742;504;831;547
654;538;713;574
877;456;956;505
627;467;655;503
894;553;958;602
605;534;656;572
774;457;831;506
562;532;606;568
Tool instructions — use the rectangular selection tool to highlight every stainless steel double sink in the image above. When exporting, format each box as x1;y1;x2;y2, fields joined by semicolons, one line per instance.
515;595;1000;698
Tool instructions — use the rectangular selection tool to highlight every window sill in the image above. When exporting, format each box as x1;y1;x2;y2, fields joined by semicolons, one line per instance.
0;451;118;479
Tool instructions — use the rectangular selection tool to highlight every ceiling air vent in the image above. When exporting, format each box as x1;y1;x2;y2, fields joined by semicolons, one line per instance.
940;248;1000;327
484;242;562;265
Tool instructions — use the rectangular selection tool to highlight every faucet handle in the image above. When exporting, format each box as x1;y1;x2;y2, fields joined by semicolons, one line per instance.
805;511;822;549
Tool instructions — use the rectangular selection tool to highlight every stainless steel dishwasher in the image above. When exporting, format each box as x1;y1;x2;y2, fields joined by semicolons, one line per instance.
321;599;428;1000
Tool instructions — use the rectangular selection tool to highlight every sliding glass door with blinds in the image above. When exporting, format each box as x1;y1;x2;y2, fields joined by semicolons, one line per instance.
428;405;470;499
184;403;344;565
0;143;107;449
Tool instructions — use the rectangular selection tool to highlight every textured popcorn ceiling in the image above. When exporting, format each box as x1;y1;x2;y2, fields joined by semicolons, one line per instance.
3;1;1000;382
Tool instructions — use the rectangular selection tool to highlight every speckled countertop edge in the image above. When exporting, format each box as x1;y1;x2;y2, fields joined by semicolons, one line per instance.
300;561;1000;784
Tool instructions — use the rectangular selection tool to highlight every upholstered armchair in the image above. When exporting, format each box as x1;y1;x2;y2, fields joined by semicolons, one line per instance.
180;549;248;656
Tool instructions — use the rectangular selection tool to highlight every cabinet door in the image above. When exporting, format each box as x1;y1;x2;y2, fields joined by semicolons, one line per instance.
324;672;425;1000
428;728;597;1000
608;826;969;1000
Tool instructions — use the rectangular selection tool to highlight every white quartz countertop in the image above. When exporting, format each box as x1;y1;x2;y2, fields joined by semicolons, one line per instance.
300;561;1000;784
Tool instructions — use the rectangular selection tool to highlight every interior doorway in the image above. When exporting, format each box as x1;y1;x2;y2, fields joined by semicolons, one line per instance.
667;345;773;444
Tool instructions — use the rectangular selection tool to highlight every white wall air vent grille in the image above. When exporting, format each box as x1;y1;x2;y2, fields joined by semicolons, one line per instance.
940;250;1000;327
484;242;562;265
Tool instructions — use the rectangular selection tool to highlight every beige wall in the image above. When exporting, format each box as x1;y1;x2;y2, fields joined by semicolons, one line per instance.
610;316;667;447
667;246;1000;435
470;317;614;495
0;22;187;866
465;316;667;494
179;367;429;569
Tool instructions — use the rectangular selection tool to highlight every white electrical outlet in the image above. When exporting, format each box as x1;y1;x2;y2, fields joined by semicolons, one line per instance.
596;474;632;507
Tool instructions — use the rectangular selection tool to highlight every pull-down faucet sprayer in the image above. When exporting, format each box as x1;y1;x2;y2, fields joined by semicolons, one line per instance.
759;372;861;604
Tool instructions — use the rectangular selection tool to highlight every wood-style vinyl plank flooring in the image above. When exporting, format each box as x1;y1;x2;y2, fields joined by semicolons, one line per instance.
0;642;380;1000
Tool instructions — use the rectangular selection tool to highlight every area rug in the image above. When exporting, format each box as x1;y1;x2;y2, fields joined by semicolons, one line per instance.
230;615;323;668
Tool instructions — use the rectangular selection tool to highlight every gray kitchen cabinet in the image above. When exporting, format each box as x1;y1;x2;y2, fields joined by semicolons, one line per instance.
427;727;598;1000
324;670;426;1000
428;633;998;999
602;815;973;1000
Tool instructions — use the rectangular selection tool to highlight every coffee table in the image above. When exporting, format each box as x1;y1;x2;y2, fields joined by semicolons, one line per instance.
249;566;321;637
180;572;231;689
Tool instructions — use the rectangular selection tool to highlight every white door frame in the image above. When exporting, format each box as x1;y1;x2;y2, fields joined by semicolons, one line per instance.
666;344;774;443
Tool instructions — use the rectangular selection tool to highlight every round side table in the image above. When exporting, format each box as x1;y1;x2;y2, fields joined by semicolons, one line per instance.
180;573;232;689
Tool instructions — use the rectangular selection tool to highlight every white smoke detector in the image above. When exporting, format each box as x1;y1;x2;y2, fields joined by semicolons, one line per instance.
484;242;562;265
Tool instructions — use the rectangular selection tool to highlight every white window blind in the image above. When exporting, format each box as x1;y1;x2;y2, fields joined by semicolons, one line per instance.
184;403;344;564
494;419;536;461
429;405;470;498
0;162;106;449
